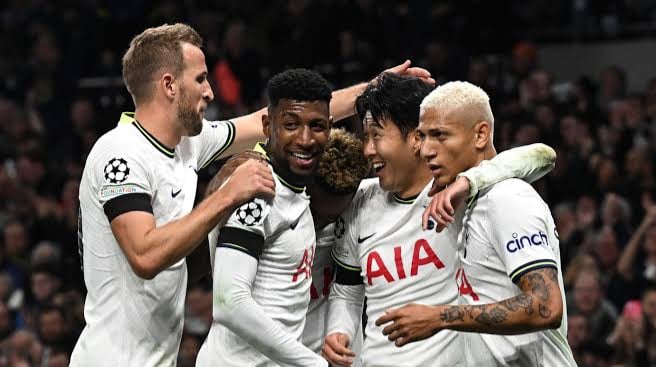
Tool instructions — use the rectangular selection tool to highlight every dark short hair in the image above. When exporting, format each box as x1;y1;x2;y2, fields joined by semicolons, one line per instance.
356;73;434;137
266;69;332;108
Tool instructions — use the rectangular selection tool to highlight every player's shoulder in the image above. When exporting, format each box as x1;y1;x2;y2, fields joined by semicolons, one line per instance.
479;178;547;215
484;178;540;201
88;124;142;160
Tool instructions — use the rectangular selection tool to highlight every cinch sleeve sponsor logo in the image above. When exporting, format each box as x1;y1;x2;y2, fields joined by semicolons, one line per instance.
506;231;549;253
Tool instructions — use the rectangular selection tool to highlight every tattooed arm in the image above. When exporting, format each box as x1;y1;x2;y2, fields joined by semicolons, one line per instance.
375;267;563;346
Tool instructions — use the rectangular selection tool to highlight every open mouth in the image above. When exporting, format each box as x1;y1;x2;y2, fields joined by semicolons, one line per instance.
427;164;442;175
289;151;318;169
372;161;386;174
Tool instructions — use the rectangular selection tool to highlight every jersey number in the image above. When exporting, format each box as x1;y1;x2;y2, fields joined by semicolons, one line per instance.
456;268;479;301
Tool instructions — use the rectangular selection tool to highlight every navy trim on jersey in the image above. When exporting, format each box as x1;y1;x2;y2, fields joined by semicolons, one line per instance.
217;226;264;259
103;193;153;222
200;120;236;169
392;193;418;204
131;119;176;158
335;265;363;285
509;259;558;284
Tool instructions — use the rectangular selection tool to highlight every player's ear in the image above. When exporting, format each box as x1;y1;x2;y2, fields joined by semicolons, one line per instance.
474;121;491;149
410;129;422;154
162;73;176;100
328;116;334;129
262;112;272;142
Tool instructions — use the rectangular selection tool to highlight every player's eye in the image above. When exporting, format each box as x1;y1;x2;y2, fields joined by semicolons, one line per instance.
284;121;298;130
310;121;327;131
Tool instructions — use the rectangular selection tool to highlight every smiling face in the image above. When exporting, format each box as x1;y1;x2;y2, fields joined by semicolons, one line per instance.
263;99;331;180
363;111;425;195
176;42;214;136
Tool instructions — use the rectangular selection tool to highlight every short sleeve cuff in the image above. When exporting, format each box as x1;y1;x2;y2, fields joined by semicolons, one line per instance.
509;259;558;284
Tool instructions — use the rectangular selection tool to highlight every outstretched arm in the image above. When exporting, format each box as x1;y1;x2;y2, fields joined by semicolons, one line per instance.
376;267;563;346
217;60;435;159
423;143;557;230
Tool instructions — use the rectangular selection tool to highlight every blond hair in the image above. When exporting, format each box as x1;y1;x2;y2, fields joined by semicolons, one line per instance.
122;23;202;104
315;129;370;195
420;81;494;135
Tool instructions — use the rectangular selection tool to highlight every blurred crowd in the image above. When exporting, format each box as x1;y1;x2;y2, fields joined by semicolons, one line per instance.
1;1;656;366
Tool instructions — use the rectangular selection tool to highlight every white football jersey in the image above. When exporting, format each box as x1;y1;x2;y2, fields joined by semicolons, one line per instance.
71;113;235;367
456;178;576;366
198;165;317;366
333;178;462;367
303;222;363;365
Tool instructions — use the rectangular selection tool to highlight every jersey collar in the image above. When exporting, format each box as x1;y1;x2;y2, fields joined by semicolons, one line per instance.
120;112;175;158
392;192;418;204
254;142;305;194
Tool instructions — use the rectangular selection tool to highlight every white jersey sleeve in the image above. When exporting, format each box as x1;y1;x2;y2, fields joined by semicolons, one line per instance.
217;197;272;257
459;143;556;198
93;144;154;220
485;180;558;283
328;193;365;340
196;119;236;170
212;248;327;367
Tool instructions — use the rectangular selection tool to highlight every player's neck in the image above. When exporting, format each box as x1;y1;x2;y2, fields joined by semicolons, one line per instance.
474;145;497;167
395;164;433;200
134;104;182;148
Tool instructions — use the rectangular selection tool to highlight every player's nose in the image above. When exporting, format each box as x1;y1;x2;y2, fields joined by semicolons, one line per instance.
203;83;214;102
363;137;376;159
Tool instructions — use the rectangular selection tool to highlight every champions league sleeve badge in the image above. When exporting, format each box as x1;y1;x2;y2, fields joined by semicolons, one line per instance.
104;158;130;184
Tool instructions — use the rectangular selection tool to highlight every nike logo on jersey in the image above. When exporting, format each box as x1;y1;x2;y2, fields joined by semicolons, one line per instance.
358;233;376;243
290;218;300;230
171;188;182;198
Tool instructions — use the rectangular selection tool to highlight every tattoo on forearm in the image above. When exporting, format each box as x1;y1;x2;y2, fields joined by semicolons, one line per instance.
539;304;552;318
440;268;561;329
500;294;534;315
518;267;559;320
440;306;465;323
462;305;509;326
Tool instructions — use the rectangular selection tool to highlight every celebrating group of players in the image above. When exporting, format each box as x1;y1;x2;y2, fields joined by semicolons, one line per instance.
70;23;578;366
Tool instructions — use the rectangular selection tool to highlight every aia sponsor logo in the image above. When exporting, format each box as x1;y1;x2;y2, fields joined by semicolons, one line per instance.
365;239;445;285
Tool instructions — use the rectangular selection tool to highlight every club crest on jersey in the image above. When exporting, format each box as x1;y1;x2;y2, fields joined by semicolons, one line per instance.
104;158;130;184
334;216;345;239
506;231;548;253
236;200;264;226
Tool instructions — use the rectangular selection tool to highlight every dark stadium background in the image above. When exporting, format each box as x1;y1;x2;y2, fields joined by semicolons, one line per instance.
1;1;656;365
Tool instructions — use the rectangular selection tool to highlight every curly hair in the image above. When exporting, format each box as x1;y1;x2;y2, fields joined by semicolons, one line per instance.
314;128;370;196
266;68;332;108
355;73;434;137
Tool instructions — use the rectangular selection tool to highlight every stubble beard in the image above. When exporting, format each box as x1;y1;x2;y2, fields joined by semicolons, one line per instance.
177;87;203;136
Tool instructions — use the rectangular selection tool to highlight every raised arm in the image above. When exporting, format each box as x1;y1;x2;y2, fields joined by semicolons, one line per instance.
216;60;434;159
423;143;556;230
618;207;656;280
